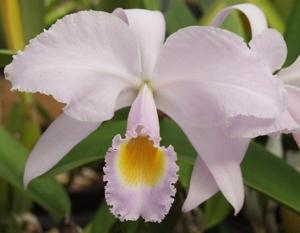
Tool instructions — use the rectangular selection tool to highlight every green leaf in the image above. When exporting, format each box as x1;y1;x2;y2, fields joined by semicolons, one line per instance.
284;0;300;66
45;121;127;177
165;0;198;34
143;0;162;10
19;0;45;43
0;49;14;66
272;0;294;21
198;0;217;11
94;0;143;11
242;143;300;213
84;203;116;233
0;128;71;220
203;192;232;229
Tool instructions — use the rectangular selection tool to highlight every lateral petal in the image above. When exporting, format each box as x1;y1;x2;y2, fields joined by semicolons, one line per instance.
181;125;250;214
113;8;165;76
153;26;285;128
182;156;219;212
5;11;142;122
24;113;101;187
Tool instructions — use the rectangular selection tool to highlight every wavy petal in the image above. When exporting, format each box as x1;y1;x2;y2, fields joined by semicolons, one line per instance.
228;111;299;138
24;113;100;187
113;8;165;76
182;156;218;212
278;56;300;86
104;132;178;222
5;11;142;122
211;3;267;37
104;85;178;222
153;26;285;128
249;29;287;73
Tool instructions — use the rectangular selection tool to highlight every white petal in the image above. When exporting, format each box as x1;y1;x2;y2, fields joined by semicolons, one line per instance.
160;104;249;214
153;26;285;127
211;3;267;37
249;29;287;73
228;111;299;138
183;125;249;214
24;113;100;187
5;11;142;122
104;130;178;222
113;8;165;76
127;85;160;138
278;56;300;86
286;85;300;125
182;156;219;212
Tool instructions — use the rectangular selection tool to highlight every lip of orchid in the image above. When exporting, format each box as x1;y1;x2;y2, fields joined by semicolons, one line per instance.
103;85;178;222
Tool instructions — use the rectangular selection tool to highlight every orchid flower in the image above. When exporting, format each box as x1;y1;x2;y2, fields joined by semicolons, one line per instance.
182;4;297;214
212;4;300;145
5;8;286;222
183;3;300;215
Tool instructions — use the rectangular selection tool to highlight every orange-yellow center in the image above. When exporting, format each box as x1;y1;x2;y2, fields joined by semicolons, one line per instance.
117;136;166;187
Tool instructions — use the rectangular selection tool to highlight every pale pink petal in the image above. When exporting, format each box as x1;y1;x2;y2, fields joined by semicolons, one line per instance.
153;26;286;128
113;8;165;76
103;132;178;222
286;85;300;146
228;111;299;138
182;156;218;212
286;85;300;123
228;85;300;137
182;125;249;214
211;3;267;37
249;29;287;73
160;103;249;214
127;85;160;138
24;113;101;187
5;11;142;122
104;84;178;222
278;56;300;86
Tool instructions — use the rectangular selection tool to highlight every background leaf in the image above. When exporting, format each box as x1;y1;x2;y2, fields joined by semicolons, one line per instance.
143;0;162;10
0;49;14;67
0;128;71;220
284;0;300;66
19;0;45;43
203;192;232;229
84;203;116;233
165;0;198;34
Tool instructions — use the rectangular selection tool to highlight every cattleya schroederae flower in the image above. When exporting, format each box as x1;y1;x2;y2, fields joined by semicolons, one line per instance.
5;7;287;221
183;3;300;215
